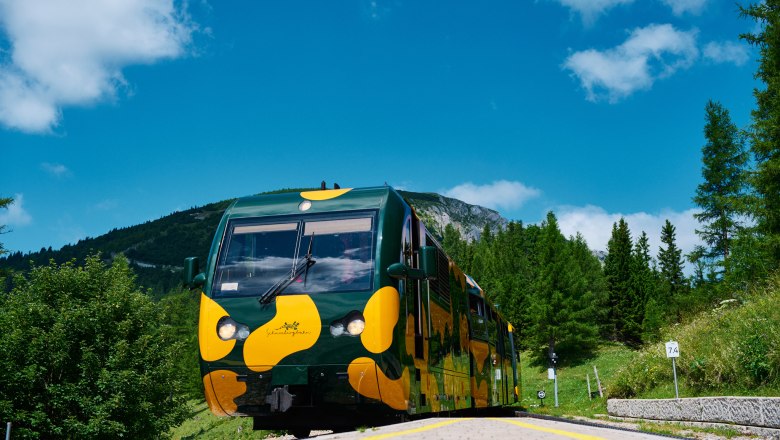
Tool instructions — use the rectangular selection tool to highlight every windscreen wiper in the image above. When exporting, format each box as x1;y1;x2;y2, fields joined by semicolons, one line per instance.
259;235;315;304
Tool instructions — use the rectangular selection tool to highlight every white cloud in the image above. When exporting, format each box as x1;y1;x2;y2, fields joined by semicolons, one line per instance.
0;193;32;227
661;0;707;16
443;180;541;211
41;162;70;178
557;204;700;263
553;0;635;25
563;23;699;102
703;41;750;66
0;0;196;133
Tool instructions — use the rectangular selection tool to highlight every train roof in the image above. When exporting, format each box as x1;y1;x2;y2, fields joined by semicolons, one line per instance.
224;186;399;219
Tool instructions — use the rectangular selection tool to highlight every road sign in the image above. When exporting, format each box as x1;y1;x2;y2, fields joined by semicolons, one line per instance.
665;340;680;399
537;390;546;399
665;341;680;358
547;368;555;379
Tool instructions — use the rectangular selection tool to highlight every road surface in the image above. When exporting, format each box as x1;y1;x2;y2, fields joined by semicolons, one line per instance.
311;417;672;440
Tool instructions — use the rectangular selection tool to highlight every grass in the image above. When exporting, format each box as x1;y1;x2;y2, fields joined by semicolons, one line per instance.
169;401;286;440
518;343;635;418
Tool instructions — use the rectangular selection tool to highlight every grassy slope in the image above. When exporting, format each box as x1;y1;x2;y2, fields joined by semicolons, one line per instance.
521;272;780;420
169;401;282;440
519;343;635;417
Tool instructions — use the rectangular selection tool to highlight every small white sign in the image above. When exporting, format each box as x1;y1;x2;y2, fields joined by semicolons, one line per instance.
665;341;680;358
548;368;555;380
221;282;239;291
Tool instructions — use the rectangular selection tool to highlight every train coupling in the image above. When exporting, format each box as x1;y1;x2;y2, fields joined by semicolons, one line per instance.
266;385;296;413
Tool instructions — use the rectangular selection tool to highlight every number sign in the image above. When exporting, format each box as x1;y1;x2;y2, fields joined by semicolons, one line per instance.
665;341;680;358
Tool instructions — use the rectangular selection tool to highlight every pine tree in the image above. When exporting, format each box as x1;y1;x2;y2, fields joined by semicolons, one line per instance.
0;197;12;256
569;233;610;337
658;220;687;320
740;2;780;267
527;212;599;364
604;218;633;340
692;100;748;277
630;232;655;343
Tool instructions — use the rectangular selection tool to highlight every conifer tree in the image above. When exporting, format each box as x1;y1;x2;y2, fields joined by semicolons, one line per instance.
570;233;610;336
692;100;748;277
740;2;780;267
0;197;12;256
630;232;655;343
527;212;598;364
658;220;687;320
604;218;633;340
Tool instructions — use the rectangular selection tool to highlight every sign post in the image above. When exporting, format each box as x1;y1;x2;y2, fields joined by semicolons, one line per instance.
537;390;546;406
665;340;680;399
550;352;559;408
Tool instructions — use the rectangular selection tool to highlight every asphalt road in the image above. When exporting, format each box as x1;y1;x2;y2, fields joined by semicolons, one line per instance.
310;417;672;440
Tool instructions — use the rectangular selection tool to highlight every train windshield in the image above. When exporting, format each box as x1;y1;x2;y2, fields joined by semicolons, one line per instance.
213;213;375;297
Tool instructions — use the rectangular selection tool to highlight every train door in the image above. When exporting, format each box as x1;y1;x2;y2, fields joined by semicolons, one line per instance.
408;216;425;360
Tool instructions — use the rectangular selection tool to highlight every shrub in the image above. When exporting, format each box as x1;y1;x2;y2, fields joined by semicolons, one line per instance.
0;256;190;439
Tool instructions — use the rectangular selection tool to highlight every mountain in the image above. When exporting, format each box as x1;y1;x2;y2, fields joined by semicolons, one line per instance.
398;190;507;241
1;188;508;296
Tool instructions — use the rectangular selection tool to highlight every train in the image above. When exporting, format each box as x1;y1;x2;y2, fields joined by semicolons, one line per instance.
183;185;519;438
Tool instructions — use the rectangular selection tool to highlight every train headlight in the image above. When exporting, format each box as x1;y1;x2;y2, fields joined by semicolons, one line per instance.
346;318;365;336
330;311;365;337
329;322;345;337
217;316;250;341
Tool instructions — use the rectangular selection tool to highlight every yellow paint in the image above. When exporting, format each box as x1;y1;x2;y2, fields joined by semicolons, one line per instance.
203;370;246;416
488;418;607;440
508;323;514;332
363;418;471;440
348;357;410;410
404;313;415;357
199;293;236;362
377;365;410;410
361;286;400;353
452;264;467;291
470;340;489;374
348;358;381;401
471;375;488;408
243;295;321;372
299;188;352;200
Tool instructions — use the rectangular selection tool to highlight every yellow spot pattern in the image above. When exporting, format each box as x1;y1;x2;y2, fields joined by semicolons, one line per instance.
203;370;246;416
199;293;236;362
361;286;400;353
347;357;410;410
299;188;352;200
243;295;321;372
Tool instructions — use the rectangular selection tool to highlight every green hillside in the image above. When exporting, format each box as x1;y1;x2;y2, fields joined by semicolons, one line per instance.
0;188;507;296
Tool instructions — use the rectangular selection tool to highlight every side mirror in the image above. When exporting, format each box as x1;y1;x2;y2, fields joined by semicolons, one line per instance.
420;246;438;279
183;257;206;288
387;262;408;279
387;262;427;280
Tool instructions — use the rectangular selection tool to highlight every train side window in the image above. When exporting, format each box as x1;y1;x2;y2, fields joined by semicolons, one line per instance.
469;295;484;317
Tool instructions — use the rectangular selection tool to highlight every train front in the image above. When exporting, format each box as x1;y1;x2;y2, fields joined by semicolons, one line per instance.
189;188;409;432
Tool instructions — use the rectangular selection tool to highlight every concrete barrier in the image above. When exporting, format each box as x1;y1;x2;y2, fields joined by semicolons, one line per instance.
607;397;780;429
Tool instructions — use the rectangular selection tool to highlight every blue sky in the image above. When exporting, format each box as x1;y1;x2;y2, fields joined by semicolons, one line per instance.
0;0;759;268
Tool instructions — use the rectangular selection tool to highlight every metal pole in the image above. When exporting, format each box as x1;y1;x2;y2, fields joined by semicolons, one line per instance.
6;422;11;440
672;357;679;399
553;367;559;407
587;374;592;400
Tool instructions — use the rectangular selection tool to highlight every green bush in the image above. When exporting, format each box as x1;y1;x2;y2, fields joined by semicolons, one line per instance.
0;256;190;439
610;272;780;398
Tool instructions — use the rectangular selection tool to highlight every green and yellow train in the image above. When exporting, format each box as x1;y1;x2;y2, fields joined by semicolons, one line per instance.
183;186;519;437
